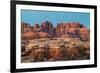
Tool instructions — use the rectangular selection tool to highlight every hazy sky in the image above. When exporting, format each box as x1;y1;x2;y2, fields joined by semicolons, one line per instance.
21;10;90;28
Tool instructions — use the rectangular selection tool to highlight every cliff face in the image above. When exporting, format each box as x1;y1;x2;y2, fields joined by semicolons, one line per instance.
21;22;33;33
55;22;89;40
21;21;89;41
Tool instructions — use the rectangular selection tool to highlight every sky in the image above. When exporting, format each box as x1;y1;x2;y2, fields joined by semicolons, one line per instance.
21;10;90;28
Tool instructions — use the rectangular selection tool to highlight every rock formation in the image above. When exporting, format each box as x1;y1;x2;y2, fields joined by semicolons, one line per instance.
21;21;89;41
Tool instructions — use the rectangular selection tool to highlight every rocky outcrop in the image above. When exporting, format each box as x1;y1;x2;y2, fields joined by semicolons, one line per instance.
55;22;89;40
21;21;89;41
21;22;33;33
41;21;54;35
22;31;50;40
34;23;40;29
22;31;37;40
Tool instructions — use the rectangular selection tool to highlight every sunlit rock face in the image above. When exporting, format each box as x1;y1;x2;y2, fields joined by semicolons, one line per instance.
21;21;89;41
21;21;90;62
